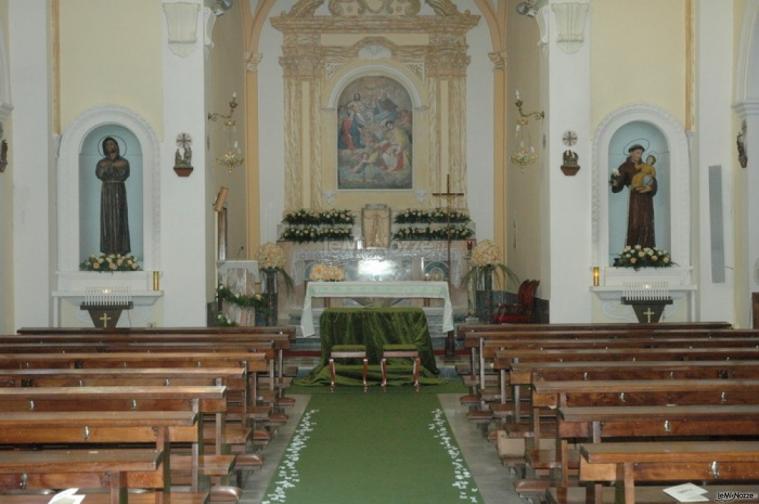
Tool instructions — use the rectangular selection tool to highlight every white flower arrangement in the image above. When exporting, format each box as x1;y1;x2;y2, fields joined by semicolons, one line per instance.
470;240;501;267
308;263;345;282
257;242;287;271
614;245;673;269
81;253;141;272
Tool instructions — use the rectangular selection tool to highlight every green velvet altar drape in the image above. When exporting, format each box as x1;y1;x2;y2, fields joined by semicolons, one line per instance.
297;307;443;387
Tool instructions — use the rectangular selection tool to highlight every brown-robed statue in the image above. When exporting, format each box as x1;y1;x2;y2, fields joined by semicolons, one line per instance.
96;136;131;255
610;144;657;249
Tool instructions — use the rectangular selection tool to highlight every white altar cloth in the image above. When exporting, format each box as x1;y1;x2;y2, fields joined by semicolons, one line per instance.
301;281;454;337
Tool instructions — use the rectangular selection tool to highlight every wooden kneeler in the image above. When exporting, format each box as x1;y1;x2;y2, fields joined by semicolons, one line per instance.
381;344;421;392
328;345;368;392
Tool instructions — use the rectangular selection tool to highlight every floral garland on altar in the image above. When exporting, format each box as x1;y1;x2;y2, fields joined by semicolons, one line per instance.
283;208;355;225
280;225;353;243
216;285;269;312
393;224;474;241
613;245;673;270
395;207;471;224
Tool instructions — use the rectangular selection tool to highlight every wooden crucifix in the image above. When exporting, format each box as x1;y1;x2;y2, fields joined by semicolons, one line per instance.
433;174;465;359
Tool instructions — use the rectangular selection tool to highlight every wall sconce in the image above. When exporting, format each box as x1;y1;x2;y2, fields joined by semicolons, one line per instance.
511;90;544;168
208;93;243;174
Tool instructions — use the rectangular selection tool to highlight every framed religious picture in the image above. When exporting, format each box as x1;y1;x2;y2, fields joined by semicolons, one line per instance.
337;75;413;190
361;204;391;248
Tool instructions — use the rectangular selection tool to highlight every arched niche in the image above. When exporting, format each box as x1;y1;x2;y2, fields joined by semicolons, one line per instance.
79;126;144;263
607;121;671;264
57;106;160;291
592;104;691;286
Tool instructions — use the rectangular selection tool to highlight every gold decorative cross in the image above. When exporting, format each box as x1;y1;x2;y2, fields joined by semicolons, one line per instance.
643;307;655;324
432;174;466;288
99;312;112;328
432;174;465;207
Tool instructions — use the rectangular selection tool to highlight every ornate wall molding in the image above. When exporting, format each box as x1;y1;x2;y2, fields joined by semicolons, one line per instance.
328;0;421;16
272;0;479;211
162;1;201;57
550;0;590;54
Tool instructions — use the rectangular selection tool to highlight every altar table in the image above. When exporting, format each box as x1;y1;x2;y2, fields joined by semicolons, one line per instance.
300;281;454;337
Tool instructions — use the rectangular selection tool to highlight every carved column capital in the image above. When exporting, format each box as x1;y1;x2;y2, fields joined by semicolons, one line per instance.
246;52;263;72
549;0;590;54
162;1;202;58
488;51;507;71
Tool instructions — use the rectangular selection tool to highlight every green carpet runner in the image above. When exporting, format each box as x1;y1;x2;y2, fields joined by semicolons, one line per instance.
261;389;483;504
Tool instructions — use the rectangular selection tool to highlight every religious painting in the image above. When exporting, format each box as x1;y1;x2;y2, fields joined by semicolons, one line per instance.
607;122;671;264
337;76;413;190
361;204;392;248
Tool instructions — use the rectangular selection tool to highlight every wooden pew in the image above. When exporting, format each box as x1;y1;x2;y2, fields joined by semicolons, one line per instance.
0;411;206;493
580;442;759;504
462;328;753;402
0;386;238;500
553;405;759;497
0;449;163;504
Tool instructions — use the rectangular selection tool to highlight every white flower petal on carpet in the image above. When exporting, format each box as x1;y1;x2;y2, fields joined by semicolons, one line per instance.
429;408;481;502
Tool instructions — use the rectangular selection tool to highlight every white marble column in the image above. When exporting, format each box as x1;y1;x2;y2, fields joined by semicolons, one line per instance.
735;101;759;327
160;0;209;325
9;0;54;328
693;0;736;322
539;0;593;322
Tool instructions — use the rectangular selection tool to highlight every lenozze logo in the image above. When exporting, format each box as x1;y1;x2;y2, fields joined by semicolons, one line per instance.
716;491;759;502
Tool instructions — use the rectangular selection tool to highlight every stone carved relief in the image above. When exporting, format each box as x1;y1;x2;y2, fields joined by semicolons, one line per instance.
272;0;478;211
328;0;421;16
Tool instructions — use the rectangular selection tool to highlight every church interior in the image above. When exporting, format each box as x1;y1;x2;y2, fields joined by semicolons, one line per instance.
1;0;759;503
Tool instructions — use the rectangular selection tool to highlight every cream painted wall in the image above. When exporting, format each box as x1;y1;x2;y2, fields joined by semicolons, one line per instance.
205;2;247;298
0;0;12;332
58;0;163;135
506;0;546;288
591;0;687;129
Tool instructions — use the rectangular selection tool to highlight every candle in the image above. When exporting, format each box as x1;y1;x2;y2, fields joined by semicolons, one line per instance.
515;89;521;100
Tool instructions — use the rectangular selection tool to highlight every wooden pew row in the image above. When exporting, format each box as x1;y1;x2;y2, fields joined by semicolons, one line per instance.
580;442;759;504
525;379;759;501
484;343;759;422
0;366;270;471
461;328;754;402
456;322;732;377
0;387;230;503
1;335;294;416
15;326;297;383
0;354;265;453
0;449;164;504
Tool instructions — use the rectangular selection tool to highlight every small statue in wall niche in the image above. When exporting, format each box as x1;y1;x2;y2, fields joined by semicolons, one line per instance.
174;132;193;177
738;120;748;169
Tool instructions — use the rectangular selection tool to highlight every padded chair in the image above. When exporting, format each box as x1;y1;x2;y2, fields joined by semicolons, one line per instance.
380;344;421;391
328;344;368;391
492;279;540;324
